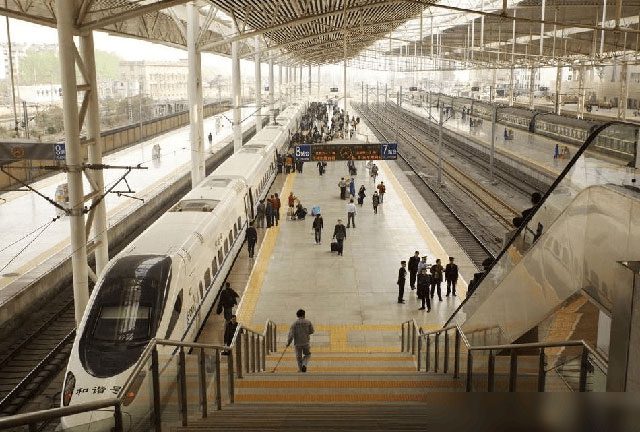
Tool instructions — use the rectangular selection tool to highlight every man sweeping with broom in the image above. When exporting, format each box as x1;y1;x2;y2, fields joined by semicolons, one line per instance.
285;309;315;373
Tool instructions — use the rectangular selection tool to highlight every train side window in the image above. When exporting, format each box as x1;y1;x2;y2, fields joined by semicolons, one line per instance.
218;249;224;264
224;238;229;254
212;257;218;274
204;268;211;288
164;290;183;339
234;223;238;237
199;282;203;300
237;216;242;229
228;229;233;244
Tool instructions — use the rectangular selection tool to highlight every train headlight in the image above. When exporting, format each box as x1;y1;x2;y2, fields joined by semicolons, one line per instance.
122;370;146;406
62;372;75;406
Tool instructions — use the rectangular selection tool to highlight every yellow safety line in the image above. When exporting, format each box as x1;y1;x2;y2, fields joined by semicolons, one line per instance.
236;173;296;324
236;380;463;389
378;161;468;291
236;393;452;402
263;356;413;362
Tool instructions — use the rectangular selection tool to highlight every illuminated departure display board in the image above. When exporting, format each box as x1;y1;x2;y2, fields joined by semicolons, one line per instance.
294;143;397;162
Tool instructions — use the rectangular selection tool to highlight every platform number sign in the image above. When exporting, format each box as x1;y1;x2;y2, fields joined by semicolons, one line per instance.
380;143;397;160
53;143;66;161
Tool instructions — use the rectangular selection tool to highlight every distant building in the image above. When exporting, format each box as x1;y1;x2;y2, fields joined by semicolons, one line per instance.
17;84;62;105
120;60;188;101
1;42;28;81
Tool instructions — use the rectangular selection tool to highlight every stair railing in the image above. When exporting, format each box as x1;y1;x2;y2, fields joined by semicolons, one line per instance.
0;320;278;432
402;322;607;393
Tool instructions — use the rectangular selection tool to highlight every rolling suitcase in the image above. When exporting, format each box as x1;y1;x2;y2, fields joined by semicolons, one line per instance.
330;241;339;252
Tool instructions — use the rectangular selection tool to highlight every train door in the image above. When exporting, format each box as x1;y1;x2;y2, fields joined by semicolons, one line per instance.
247;189;255;220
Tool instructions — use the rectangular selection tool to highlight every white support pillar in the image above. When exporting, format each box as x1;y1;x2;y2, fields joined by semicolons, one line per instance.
79;32;108;277
317;65;321;97
376;81;379;105
529;67;536;110
578;65;586;119
269;57;275;124
254;36;262;132
385;83;388;104
343;34;348;137
618;61;629;120
57;0;89;324
308;64;312;98
600;0;607;56
278;64;283;107
231;40;242;152
555;63;563;115
299;66;303;96
187;4;205;186
366;84;369;106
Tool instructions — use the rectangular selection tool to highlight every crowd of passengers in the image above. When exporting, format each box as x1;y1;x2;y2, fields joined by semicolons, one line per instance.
289;101;360;145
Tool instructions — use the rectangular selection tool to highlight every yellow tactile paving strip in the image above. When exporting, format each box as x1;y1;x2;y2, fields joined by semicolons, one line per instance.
264;356;413;362
236;393;454;402
236;173;296;324
256;366;418;372
236;380;463;389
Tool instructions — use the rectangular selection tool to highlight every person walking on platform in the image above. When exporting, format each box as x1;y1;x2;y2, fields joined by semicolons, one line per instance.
256;199;266;228
287;309;315;373
246;222;257;258
222;315;238;355
288;192;297;220
430;259;444;302
338;177;347;199
208;132;213;145
273;193;281;226
377;181;386;203
218;282;239;321
408;251;420;290
349;178;356;198
332;219;347;256
397;261;407;304
371;163;379;183
445;257;459;297
312;213;324;244
417;268;431;312
265;199;274;228
346;198;357;228
372;191;380;214
317;161;326;176
357;185;366;206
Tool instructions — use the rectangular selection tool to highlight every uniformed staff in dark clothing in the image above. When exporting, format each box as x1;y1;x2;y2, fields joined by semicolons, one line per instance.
222;315;238;355
218;282;239;321
408;251;420;290
246;222;257;258
417;268;431;311
397;261;407;304
430;259;444;301
445;256;458;296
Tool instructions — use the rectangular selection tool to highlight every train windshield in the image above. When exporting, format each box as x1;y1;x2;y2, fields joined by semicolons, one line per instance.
91;278;156;343
80;255;172;378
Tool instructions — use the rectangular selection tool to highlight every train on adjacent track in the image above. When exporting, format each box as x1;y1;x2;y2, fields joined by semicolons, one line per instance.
408;92;637;161
60;102;305;431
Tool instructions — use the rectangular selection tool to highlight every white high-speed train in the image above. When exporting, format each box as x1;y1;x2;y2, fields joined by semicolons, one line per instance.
60;102;305;431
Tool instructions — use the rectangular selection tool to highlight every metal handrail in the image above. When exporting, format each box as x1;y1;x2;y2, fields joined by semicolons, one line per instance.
0;319;278;432
0;398;123;430
403;321;608;393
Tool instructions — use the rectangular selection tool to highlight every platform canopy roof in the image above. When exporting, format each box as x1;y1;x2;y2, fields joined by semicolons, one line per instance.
2;0;640;70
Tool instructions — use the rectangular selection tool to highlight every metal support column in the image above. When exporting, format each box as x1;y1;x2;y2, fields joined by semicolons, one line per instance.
385;83;388;104
269;57;275;124
278;64;283;108
618;61;629;120
254;36;262;132
231;40;242;152
187;4;205;185
299;66;303;96
577;65;586;119
529;67;536;110
437;105;443;187
555;63;563;115
317;65;321;96
376;82;379;105
79;32;108;276
365;84;369;106
490;105;497;184
57;0;89;324
308;64;311;98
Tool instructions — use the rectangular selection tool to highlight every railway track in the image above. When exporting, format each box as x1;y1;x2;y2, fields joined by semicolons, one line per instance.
387;103;551;196
354;105;504;266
